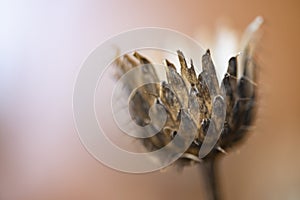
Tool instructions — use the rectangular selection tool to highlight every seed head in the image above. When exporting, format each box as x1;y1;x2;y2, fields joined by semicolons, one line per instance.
114;17;262;167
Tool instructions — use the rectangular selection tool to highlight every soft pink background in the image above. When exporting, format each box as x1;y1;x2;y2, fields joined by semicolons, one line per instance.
0;0;299;199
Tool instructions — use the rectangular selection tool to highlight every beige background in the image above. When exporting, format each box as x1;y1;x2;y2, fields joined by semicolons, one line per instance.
0;0;299;199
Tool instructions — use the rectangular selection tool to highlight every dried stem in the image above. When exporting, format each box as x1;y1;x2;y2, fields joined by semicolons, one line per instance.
200;157;221;200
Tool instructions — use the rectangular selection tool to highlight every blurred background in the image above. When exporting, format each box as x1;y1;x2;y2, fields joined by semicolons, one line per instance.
0;0;299;199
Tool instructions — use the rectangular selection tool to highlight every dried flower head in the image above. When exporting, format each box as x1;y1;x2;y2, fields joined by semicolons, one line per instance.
114;17;262;169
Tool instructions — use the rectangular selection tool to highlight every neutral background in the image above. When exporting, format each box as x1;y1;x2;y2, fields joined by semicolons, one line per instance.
0;0;299;200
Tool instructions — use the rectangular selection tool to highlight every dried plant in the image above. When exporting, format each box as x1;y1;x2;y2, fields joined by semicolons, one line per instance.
114;17;263;200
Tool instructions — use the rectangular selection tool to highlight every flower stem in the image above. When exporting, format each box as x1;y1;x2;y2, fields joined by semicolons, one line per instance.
200;157;221;200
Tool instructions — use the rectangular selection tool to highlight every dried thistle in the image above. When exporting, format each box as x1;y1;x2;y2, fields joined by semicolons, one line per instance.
114;17;263;200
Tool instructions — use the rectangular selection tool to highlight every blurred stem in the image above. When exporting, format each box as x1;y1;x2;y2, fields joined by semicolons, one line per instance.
200;157;221;200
